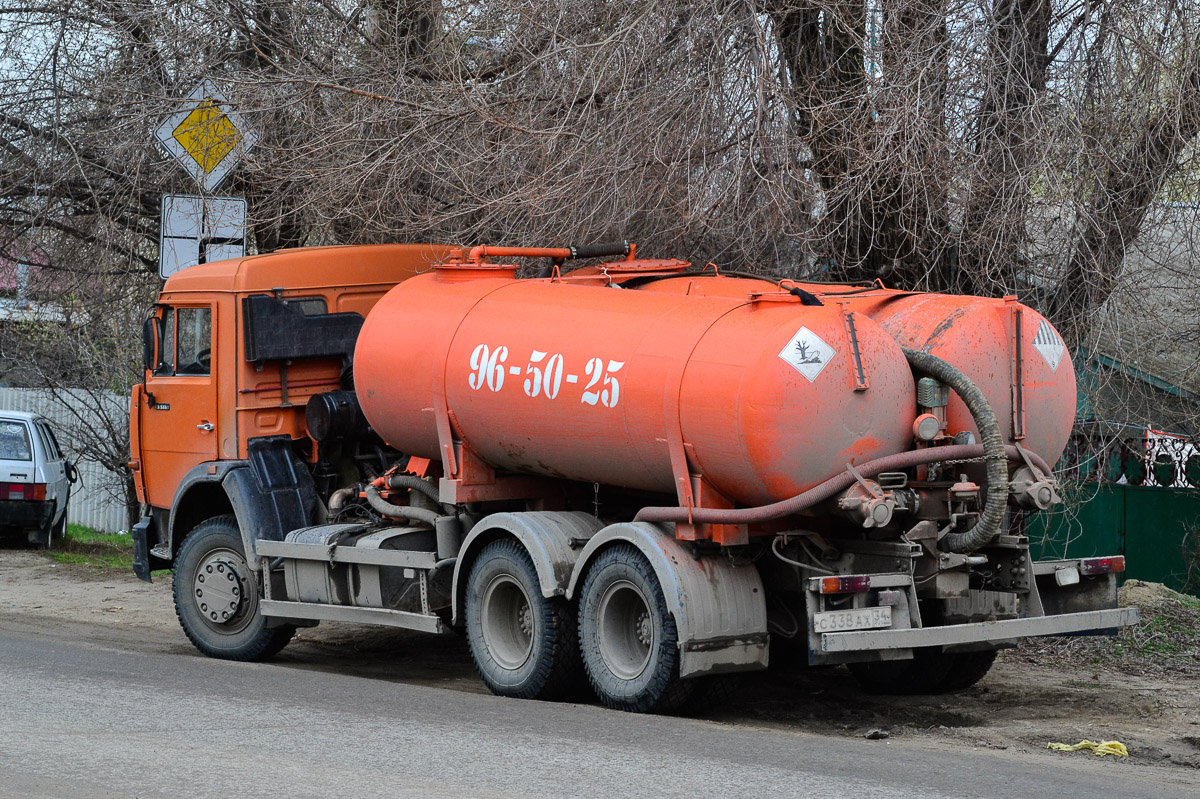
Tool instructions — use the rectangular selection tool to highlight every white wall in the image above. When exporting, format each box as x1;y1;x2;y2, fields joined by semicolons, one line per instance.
0;387;130;532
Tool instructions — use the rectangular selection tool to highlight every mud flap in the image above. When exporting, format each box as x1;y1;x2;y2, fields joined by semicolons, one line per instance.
567;522;769;678
131;515;154;583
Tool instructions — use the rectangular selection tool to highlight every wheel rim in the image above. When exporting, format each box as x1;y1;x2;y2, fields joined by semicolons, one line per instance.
480;573;534;670
597;579;654;680
191;546;255;634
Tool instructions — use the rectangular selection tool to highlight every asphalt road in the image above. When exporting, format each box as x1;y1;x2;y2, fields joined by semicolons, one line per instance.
1;621;1196;799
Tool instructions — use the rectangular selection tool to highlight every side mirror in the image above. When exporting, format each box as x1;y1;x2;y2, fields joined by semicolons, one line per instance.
142;316;160;372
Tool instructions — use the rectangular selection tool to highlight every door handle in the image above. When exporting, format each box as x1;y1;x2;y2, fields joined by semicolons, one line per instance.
197;422;215;432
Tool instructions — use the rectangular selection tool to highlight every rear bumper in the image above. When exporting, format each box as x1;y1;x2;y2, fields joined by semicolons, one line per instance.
0;499;54;530
819;607;1140;653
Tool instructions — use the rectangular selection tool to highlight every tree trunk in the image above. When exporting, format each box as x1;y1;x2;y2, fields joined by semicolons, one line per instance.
957;0;1051;296
1047;37;1200;345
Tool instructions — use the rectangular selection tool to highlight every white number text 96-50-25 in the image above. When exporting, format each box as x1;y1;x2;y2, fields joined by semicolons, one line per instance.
467;344;624;409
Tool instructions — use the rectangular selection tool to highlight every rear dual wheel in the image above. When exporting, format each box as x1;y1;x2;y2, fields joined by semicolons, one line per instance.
848;648;998;695
465;539;583;700
577;545;693;713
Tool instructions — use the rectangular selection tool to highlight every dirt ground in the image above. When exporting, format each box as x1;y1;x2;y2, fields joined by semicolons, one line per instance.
3;549;1199;782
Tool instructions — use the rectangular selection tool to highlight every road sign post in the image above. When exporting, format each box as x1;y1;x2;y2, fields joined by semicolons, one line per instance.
155;81;255;277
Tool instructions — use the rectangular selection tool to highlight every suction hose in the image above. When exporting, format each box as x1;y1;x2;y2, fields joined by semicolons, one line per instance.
900;348;1009;553
635;349;1028;554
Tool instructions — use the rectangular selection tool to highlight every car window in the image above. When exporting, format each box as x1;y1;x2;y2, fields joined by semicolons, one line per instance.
42;424;63;461
282;297;328;316
36;422;61;461
0;421;33;461
175;307;212;376
154;306;212;376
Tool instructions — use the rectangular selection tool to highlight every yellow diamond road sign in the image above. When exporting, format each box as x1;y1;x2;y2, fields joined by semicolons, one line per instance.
155;81;255;192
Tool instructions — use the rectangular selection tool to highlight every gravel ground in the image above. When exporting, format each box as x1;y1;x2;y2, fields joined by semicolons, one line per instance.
3;549;1198;778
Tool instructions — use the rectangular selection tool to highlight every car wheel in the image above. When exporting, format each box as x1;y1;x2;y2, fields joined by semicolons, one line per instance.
578;545;694;713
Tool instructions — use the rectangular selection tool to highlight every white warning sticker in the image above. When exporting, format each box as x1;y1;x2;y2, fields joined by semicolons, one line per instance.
1033;319;1065;372
778;327;836;382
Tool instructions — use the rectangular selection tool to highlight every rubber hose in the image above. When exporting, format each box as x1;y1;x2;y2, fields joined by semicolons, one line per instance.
364;484;440;525
386;474;447;507
633;443;1043;527
387;473;456;515
901;348;1008;553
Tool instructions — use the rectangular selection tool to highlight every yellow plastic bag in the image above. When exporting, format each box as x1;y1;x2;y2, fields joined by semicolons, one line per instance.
1047;740;1129;757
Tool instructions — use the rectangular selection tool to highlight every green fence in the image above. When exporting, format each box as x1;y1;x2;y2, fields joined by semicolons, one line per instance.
1026;484;1200;595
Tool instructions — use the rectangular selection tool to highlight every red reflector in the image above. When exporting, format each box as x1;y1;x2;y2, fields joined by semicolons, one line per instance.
819;575;872;594
1080;556;1125;576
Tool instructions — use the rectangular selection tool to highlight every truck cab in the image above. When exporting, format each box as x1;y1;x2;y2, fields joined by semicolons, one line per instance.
130;244;455;571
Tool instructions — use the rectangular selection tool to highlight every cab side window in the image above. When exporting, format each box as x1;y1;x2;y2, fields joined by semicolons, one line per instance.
176;308;212;375
154;307;212;376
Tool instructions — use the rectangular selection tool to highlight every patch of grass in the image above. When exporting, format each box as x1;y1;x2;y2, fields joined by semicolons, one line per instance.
48;524;136;571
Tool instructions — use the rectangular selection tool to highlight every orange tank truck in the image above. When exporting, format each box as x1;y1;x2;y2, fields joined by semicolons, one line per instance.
129;241;1136;714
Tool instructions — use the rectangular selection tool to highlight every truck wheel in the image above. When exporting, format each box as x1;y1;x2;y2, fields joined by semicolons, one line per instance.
577;545;694;713
172;515;294;661
465;539;582;700
847;647;955;695
938;650;998;692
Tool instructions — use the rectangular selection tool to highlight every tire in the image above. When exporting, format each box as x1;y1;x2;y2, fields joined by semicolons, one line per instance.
172;515;294;661
847;647;956;695
938;650;998;692
465;539;583;700
50;511;65;548
678;674;741;716
578;545;694;713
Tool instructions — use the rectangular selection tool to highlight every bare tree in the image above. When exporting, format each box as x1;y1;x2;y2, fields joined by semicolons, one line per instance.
2;0;1200;482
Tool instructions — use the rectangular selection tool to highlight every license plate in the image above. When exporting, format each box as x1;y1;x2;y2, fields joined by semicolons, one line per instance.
813;606;892;633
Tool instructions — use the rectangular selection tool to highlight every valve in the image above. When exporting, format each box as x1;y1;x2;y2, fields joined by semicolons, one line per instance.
1009;465;1060;510
836;479;896;529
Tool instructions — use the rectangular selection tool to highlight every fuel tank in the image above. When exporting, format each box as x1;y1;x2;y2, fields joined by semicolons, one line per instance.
637;276;1076;466
354;264;917;506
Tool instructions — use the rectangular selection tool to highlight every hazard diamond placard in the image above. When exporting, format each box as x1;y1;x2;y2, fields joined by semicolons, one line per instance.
154;81;256;192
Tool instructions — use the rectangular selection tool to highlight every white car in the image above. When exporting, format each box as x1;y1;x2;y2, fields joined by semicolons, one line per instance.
0;411;76;547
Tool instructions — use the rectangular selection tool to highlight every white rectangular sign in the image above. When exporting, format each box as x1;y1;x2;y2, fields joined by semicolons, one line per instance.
159;194;248;278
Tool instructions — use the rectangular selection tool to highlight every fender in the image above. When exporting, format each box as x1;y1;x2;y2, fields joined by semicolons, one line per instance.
165;459;246;559
566;522;769;678
451;511;604;626
166;437;320;563
223;436;322;558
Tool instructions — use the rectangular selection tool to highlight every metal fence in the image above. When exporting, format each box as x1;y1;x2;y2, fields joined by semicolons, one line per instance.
0;387;129;532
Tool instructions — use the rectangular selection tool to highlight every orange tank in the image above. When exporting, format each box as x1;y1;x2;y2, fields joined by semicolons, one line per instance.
353;262;918;507
636;277;1076;467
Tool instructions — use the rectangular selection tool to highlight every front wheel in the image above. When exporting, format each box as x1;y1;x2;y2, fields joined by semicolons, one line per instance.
172;515;293;661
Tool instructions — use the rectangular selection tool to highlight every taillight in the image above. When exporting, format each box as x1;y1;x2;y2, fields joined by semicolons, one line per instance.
1080;556;1125;576
819;575;872;594
0;482;46;501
